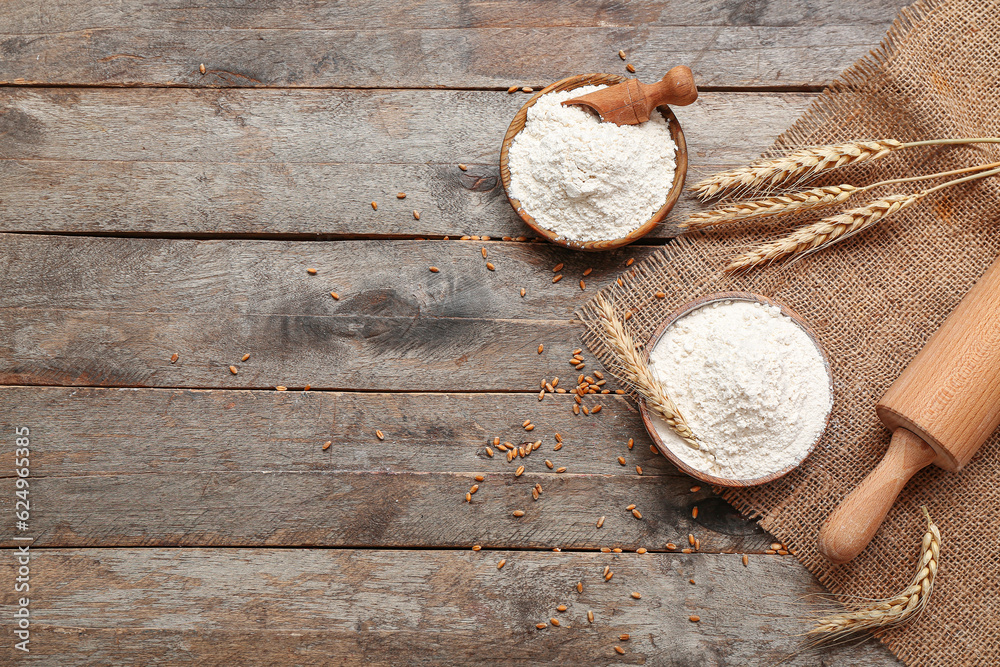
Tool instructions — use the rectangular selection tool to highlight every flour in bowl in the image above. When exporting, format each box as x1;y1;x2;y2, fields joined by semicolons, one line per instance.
506;85;677;242
648;299;833;481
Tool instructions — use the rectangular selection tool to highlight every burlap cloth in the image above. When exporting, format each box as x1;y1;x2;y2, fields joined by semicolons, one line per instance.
580;1;1000;664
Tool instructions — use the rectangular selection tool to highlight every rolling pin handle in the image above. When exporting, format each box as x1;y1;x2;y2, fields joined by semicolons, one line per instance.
817;428;937;564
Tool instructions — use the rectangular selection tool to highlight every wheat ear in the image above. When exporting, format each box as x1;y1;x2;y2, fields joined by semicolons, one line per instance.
692;137;1000;200
594;295;701;451
807;506;940;641
682;185;860;230
725;164;1000;272
684;160;1000;230
692;141;902;199
725;194;922;272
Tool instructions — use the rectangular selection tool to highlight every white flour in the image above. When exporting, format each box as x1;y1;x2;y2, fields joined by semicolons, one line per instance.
648;300;832;480
506;85;677;242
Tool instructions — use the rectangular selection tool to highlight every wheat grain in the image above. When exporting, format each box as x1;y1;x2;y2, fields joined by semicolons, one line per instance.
726;193;923;273
806;507;940;642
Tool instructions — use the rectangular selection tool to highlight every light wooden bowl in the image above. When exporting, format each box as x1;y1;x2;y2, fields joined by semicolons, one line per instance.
499;73;688;252
638;292;834;488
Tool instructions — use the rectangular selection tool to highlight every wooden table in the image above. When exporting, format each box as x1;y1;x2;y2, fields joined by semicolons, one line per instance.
0;2;909;664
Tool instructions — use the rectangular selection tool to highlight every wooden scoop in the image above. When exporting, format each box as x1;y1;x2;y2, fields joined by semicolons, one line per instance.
561;66;698;125
817;253;1000;564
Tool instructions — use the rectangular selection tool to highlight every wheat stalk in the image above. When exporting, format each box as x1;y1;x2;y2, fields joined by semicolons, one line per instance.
594;295;702;452
725;193;922;273
692;141;902;199
725;164;1000;273
807;506;940;641
692;137;1000;200
682;184;860;230
684;160;1000;231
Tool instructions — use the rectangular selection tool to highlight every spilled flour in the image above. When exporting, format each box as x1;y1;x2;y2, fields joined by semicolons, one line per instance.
648;299;833;480
506;85;677;242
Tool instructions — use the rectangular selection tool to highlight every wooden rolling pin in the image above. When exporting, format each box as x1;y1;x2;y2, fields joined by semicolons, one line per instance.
817;253;1000;564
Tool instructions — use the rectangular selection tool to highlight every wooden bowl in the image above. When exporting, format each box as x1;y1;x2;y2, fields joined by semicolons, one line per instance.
638;292;834;487
499;73;688;252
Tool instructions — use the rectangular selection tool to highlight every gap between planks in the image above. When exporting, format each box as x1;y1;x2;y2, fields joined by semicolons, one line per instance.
0;82;829;93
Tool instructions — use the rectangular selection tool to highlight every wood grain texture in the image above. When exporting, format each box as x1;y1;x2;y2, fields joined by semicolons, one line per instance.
0;548;902;666
0;2;910;664
0;387;673;476
0;309;586;390
0;89;812;237
0;234;664;390
0;0;913;31
0;234;645;321
0;0;906;90
0;27;887;89
0;469;767;550
0;387;767;551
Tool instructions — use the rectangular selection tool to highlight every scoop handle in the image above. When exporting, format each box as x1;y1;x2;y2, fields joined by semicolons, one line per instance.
816;428;937;564
644;66;698;107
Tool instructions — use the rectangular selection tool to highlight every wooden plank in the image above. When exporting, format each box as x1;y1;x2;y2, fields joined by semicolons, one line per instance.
0;386;768;551
0;19;900;89
0;89;812;236
0;234;650;390
0;387;673;476
0;234;641;321
0;309;588;390
0;469;767;550
0;548;902;666
1;0;912;31
0;387;753;546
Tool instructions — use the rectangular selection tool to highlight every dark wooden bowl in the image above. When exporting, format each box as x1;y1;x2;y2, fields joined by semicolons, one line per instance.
499;73;688;252
638;292;834;487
